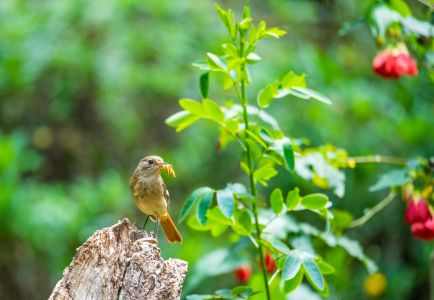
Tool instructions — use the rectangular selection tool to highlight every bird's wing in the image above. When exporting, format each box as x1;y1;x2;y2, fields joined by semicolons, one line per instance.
162;180;170;207
129;171;137;192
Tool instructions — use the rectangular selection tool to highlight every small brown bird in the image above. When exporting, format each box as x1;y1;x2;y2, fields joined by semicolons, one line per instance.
129;155;182;243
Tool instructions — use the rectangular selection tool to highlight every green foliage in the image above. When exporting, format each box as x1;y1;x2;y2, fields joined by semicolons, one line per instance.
369;169;411;192
0;0;432;299
282;254;302;281
270;189;284;214
168;2;377;299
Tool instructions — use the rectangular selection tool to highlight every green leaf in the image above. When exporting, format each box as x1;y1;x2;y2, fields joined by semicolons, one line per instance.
239;18;252;30
214;4;236;39
291;87;332;105
192;61;210;71
232;286;253;296
242;2;250;18
275;88;309;99
282;268;303;294
257;82;278;108
179;99;206;116
206;206;232;225
264;27;287;38
282;141;295;170
286;187;301;211
196;189;215;225
187;215;212;231
222;43;238;58
253;164;278;186
186;295;213;300
390;0;411;17
246;130;267;148
301;193;329;210
402;17;434;37
331;209;353;231
302;256;325;291
203;99;224;122
210;223;228;237
369;169;410;192
225;182;248;195
317;259;335;275
282;254;302;281
207;52;226;70
179;187;213;223
336;236;378;273
281;71;306;89
246;53;261;63
268;239;291;254
238;211;252;232
165;111;200;132
258;128;274;143
199;72;209;98
270;188;284;214
216;190;234;218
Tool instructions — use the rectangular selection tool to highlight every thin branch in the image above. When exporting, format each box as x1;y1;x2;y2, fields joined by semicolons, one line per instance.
268;269;280;285
349;192;397;228
348;155;408;166
416;0;434;9
264;214;279;228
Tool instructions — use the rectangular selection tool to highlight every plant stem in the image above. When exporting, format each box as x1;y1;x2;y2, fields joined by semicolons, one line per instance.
430;247;434;300
348;155;408;166
349;192;397;228
238;28;271;300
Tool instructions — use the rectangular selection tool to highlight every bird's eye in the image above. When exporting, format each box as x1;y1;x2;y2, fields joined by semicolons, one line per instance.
148;160;154;165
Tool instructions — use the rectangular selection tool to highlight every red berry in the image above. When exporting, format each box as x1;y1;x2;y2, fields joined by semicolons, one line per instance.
234;265;252;283
264;252;276;273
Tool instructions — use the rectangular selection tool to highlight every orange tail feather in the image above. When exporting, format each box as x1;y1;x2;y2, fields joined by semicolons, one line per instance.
159;213;182;243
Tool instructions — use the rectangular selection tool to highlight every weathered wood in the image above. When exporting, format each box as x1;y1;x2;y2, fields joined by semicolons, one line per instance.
49;219;187;300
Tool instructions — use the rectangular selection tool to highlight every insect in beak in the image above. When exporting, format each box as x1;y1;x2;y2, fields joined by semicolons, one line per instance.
159;163;176;177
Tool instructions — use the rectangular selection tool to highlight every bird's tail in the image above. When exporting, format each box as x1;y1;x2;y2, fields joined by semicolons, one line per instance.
159;213;182;243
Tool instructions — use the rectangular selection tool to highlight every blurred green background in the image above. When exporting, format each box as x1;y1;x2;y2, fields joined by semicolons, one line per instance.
0;0;433;299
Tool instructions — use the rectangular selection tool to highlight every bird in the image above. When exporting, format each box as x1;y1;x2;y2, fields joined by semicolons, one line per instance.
129;155;182;243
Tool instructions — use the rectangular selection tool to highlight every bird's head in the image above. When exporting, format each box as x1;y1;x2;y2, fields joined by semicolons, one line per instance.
137;155;168;176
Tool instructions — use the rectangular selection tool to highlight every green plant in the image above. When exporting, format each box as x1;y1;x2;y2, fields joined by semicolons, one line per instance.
166;2;378;299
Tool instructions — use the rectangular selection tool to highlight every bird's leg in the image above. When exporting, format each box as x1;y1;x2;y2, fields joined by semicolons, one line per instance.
156;219;160;236
142;215;150;229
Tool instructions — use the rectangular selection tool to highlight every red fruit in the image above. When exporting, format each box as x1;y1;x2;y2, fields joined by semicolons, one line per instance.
405;197;431;224
411;219;434;240
264;252;276;273
234;265;252;283
372;44;418;79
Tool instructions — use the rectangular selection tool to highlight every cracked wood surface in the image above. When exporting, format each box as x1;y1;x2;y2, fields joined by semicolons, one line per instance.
49;219;187;300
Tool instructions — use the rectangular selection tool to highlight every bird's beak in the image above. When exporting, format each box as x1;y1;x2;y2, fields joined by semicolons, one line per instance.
158;162;169;169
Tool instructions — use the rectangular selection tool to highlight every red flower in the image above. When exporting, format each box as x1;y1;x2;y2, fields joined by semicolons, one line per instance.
234;265;251;283
372;44;418;79
264;252;276;273
411;219;434;240
405;197;431;224
405;196;434;240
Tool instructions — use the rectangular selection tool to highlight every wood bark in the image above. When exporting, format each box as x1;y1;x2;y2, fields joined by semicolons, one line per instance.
49;219;188;300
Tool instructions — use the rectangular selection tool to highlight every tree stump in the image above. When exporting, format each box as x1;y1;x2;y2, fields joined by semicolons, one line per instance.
49;219;188;300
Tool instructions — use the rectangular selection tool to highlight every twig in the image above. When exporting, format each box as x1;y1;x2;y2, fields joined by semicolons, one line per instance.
416;0;434;9
349;192;397;228
349;155;408;166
